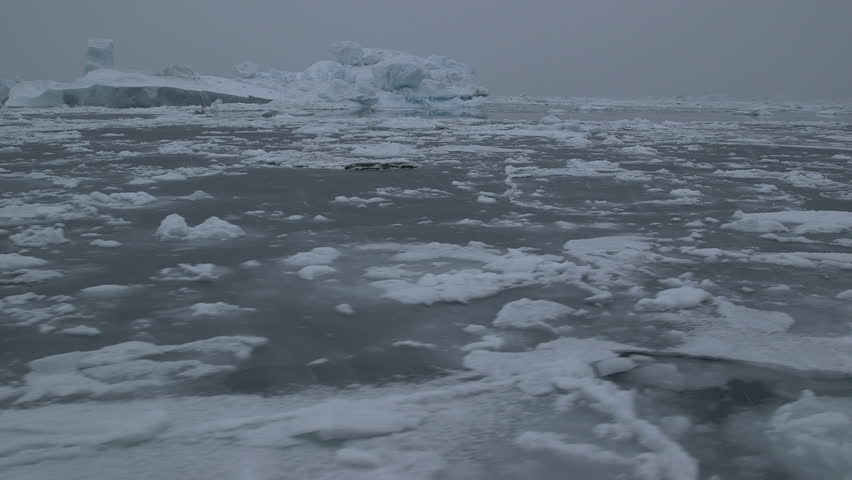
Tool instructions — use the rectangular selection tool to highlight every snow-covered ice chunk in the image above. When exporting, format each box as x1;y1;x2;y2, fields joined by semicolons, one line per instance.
835;290;852;300
76;191;156;208
89;239;121;248
283;247;341;267
0;293;77;327
594;357;637;377
190;302;256;317
9;226;67;247
297;264;336;280
60;325;102;336
335;303;355;315
670;189;702;198
177;190;213;201
0;253;48;270
767;392;852;479
464;337;698;478
154;263;228;282
360;242;585;305
332;195;385;206
0;202;88;225
635;287;712;312
80;284;134;296
154;214;245;241
0;407;172;470
13;335;267;404
723;210;852;235
493;298;575;332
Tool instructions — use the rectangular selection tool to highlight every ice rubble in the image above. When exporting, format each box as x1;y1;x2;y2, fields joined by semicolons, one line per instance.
5;39;487;108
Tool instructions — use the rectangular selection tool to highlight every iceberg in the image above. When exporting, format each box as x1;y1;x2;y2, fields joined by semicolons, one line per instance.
5;39;487;109
85;38;114;73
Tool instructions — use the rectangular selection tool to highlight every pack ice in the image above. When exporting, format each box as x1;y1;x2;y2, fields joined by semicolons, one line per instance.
4;39;487;109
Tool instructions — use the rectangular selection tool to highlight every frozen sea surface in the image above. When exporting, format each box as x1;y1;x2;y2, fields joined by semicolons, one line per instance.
1;99;852;479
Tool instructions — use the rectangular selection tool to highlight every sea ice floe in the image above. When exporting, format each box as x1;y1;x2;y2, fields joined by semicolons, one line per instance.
357;242;586;305
6;336;267;404
335;303;355;315
80;284;137;296
767;392;852;479
634;287;712;312
0;253;48;270
297;265;337;280
153;263;229;282
60;325;102;336
75;191;157;209
351;142;418;158
0;292;77;328
283;247;341;267
723;210;852;235
9;226;67;247
493;298;576;333
190;302;256;317
89;239;122;247
154;214;245;241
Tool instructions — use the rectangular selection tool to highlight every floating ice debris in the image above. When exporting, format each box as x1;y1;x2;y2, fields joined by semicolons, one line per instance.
154;214;245;241
9;226;67;247
190;302;256;317
634;287;712;312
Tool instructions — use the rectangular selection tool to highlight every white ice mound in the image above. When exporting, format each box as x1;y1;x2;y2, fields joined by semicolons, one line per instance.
154;213;245;241
0;79;13;105
635;287;712;312
493;298;576;332
6;40;487;109
7;336;267;404
85;38;114;73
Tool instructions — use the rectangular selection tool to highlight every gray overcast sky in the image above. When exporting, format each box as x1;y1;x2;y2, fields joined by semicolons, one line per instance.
2;0;851;99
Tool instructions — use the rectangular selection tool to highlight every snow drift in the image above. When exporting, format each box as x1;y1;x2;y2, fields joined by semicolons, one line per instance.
4;39;487;109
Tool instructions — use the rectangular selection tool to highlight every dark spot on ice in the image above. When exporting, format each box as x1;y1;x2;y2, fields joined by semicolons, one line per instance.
344;162;417;171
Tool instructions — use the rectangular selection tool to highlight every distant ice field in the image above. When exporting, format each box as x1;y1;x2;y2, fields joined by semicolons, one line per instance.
1;99;852;480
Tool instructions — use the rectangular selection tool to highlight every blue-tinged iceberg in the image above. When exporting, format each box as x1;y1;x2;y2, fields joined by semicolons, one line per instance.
4;40;487;109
